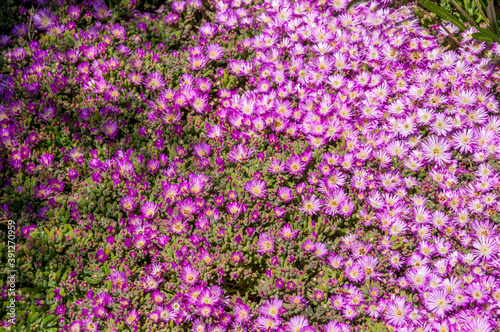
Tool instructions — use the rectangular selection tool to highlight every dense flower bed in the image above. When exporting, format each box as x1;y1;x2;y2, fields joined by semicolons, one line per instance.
1;0;500;331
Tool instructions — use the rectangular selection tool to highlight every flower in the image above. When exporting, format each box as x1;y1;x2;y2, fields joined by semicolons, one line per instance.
33;9;56;30
245;179;267;198
256;233;275;254
231;252;242;264
39;153;54;167
286;315;309;332
422;135;452;166
425;290;452;317
141;201;158;219
298;195;322;215
181;266;199;285
103;120;118;138
125;309;140;325
145;72;166;90
472;236;498;259
206;44;225;61
384;297;412;327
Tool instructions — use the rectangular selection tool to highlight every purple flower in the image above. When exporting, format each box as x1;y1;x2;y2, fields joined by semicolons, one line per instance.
124;309;140;325
145;72;165;90
228;144;255;163
33;9;56;30
206;43;224;61
67;5;81;19
102;120;118;138
180;266;199;285
298;194;322;215
231;252;242;264
140;201;158;219
256;233;275;255
120;195;137;212
245;179;267;198
95;249;107;263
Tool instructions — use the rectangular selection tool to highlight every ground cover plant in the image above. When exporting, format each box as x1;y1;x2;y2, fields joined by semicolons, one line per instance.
1;0;500;331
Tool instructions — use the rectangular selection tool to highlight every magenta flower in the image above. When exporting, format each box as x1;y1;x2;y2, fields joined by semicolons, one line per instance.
33;9;56;30
39;153;54;167
256;233;275;255
140;201;158;219
245;179;267;198
231;252;242;264
425;290;452;317
193;142;213;158
124;309;140;325
421;135;452;166
286;315;309;332
120;196;136;212
181;266;199;285
298;194;322;215
228;144;255;163
102;120;118;138
206;43;224;61
145;72;165;90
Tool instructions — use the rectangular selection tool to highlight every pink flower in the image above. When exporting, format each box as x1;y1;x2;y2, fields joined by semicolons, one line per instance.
298;194;322;215
245;179;267;198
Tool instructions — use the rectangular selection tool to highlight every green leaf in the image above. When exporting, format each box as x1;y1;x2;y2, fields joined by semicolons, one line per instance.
417;0;466;30
487;0;499;35
345;0;369;10
84;276;101;284
103;262;111;276
472;31;494;42
476;25;500;42
40;315;55;327
488;58;500;67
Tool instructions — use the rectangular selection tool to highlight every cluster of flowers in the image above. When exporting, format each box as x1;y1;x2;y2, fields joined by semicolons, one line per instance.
2;0;500;331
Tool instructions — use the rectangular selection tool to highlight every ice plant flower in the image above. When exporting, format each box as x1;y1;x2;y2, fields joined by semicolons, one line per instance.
245;179;267;198
298;195;322;215
141;201;158;219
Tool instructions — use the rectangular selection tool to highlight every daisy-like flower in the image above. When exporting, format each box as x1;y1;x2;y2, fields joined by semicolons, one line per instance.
128;72;143;85
277;187;293;202
39;153;54;167
190;55;208;70
33;9;56;30
233;304;251;324
385;296;412;327
231;252;242;264
181;266;199;285
425;290;452;317
124;309;140;325
421;135;452;166
245;179;267;198
259;298;283;319
67;5;81;19
156;306;177;323
454;89;477;106
472;236;498;259
102;120;118;138
452;129;474;153
256;233;275;254
108;23;126;39
120;195;136;212
227;144;255;163
286;315;309;332
193;142;213;158
141;201;158;219
145;72;165;90
287;155;305;175
281;224;298;240
206;43;225;61
298;194;322;215
465;317;494;332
